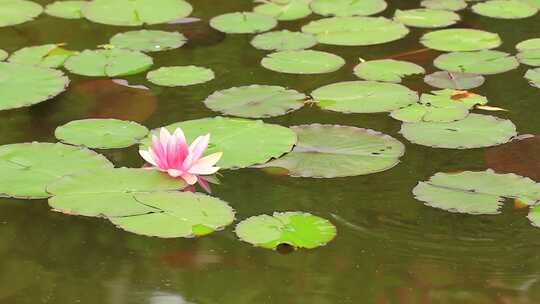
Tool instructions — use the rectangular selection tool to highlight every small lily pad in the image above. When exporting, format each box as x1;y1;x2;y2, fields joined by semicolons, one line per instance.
8;44;76;68
394;9;460;28
203;85;307;118
433;50;519;75
424;71;485;90
472;0;537;19
146;66;214;87
525;68;540;88
110;30;187;53
353;59;425;83
250;30;317;51
421;29;502;52
0;0;43;27
55;119;149;149
210;12;277;34
45;1;87;19
64;49;153;77
253;0;312;21
261;50;345;74
0;49;7;61
235;212;337;250
310;0;387;16
421;0;468;11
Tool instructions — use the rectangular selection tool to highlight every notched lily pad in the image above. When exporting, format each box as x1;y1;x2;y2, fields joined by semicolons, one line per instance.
310;0;387;17
472;0;538;19
433;50;519;75
353;59;425;83
146;66;214;87
254;0;312;21
110;30;187;53
251;30;317;51
8;44;76;68
0;0;43;27
64;49;153;77
394;8;460;28
424;71;485;90
261;50;345;74
210;12;277;34
45;1;87;19
421;29;502;52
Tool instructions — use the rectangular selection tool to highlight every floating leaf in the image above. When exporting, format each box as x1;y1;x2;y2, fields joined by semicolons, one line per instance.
525;68;540;88
257;124;405;178
0;49;8;61
250;30;317;51
472;0;537;19
45;1;86;19
353;59;425;83
433;50;519;75
203;85;307;118
253;0;311;21
209;12;277;34
421;0;468;11
110;30;187;53
517;49;540;66
8;44;76;68
421;29;502;52
301;16;409;46
235;212;336;250
0;0;42;27
394;9;460;28
312;80;418;113
516;38;540;51
110;192;235;238
261;50;345;74
64;49;153;77
309;0;387;16
400;113;517;149
0;62;69;111
424;71;485;89
485;134;540;181
55;119;149;149
0;143;112;199
146;66;214;87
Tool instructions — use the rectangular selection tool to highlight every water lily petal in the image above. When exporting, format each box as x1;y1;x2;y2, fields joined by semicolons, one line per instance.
139;149;158;167
181;172;198;185
183;134;210;168
167;168;183;178
188;152;222;175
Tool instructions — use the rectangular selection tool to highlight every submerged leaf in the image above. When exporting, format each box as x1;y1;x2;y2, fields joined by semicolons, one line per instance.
261;50;345;74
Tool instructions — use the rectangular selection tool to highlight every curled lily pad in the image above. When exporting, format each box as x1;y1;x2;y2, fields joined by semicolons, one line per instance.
0;0;42;27
0;143;112;199
64;49;153;77
424;71;485;90
45;1;87;19
421;0;468;11
421;29;502;52
253;0;311;21
235;212;336;250
203;85;307;118
394;9;460;28
210;12;277;34
525;68;540;88
433;50;519;75
110;30;187;53
0;50;8;61
400;113;517;149
312;81;418;113
8;44;76;68
301;16;409;46
110;192;235;238
261;50;345;74
0;62;69;111
258;124;405;178
310;0;387;16
485;134;540;182
55;119;149;149
147;66;214;87
353;59;425;83
250;30;317;51
472;0;537;19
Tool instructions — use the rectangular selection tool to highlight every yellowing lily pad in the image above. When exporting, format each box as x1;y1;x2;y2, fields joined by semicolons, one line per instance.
253;0;312;21
8;44;76;68
261;50;345;74
210;12;277;34
394;9;460;28
421;29;502;52
251;30;317;51
472;0;538;19
310;0;387;16
353;59;425;83
110;30;187;53
45;1;87;19
433;50;519;75
0;0;42;27
64;49;153;77
147;66;214;87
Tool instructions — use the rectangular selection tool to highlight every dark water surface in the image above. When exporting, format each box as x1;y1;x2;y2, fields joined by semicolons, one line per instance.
2;1;540;303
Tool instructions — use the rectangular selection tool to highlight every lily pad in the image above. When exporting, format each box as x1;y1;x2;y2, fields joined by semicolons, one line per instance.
82;0;193;26
421;29;502;52
310;0;387;16
261;50;345;74
253;0;311;21
485;134;540;182
353;59;425;83
0;49;8;61
250;30;317;51
525;68;540;88
400;113;517;149
424;71;485;90
45;1;87;19
258;124;405;178
433;50;519;75
0;0;43;27
0;62;69;111
235;212;336;250
516;38;540;51
146;66;214;87
203;85;307;118
394;9;460;28
0;143;112;199
64;49;153;77
421;0;468;11
312;81;418;113
47;168;185;217
8;44;76;68
55;119;149;149
301;16;409;46
110;30;187;53
209;12;277;34
517;49;540;66
472;0;537;19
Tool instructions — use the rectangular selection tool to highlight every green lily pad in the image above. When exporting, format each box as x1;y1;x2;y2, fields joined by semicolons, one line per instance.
301;16;409;46
517;49;540;66
424;71;485;89
253;0;311;21
257;124;405;178
55;119;149;149
0;0;42;27
312;81;418;113
82;0;193;26
472;0;537;19
310;0;387;17
210;12;277;34
393;9;460;28
110;30;187;53
250;30;317;51
525;68;540;88
516;38;540;51
235;212;337;250
433;50;519;75
0;62;69;111
261;50;345;74
146;66;214;87
0;49;7;61
143;117;297;169
521;0;540;8
45;1;87;19
400;113;517;149
0;143;112;199
203;85;307;118
353;59;425;83
421;0;468;11
421;29;502;52
8;44;76;68
414;170;540;214
47;168;185;217
110;192;235;238
64;49;153;77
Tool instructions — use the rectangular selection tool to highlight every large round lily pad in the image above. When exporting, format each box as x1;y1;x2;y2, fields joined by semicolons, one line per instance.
146;66;214;87
525;68;540;88
301;16;409;46
0;143;112;199
0;0;42;27
257;124;405;178
433;50;519;75
394;9;460;28
261;50;345;74
310;0;387;16
64;49;153;77
353;59;425;83
485;134;540;182
420;29;502;52
472;0;538;19
424;71;485;90
55;119;149;149
235;212;337;250
253;0;312;21
210;12;277;34
312;80;418;113
400;113;517;149
110;30;187;53
8;44;76;68
0;62;69;111
203;85;307;118
250;30;317;51
421;0;468;11
45;1;86;19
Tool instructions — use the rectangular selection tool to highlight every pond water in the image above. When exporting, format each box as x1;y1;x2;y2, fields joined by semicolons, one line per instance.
2;0;540;303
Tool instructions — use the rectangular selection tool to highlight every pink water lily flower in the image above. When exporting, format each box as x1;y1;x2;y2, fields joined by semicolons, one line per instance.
139;127;222;186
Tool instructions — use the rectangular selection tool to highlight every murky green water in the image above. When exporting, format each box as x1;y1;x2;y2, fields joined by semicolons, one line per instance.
2;1;540;303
